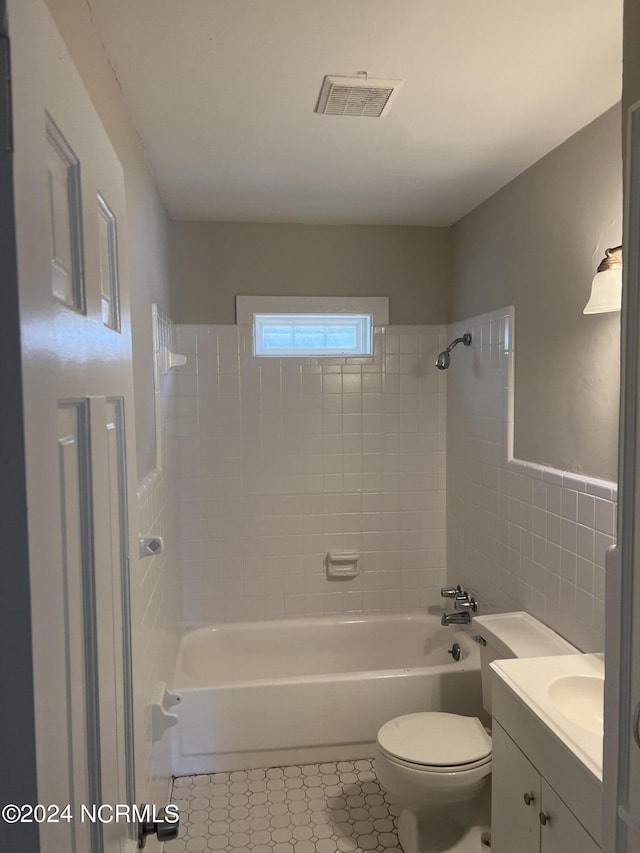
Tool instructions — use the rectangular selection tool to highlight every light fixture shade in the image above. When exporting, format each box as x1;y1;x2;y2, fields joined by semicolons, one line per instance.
583;246;622;314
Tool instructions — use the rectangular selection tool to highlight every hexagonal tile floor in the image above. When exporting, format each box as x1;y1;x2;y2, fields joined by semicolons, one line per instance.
164;759;402;853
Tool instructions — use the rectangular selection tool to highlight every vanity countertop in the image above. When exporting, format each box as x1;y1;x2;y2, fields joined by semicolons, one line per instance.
491;653;604;780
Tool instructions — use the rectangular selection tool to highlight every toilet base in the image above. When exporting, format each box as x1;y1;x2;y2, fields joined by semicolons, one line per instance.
396;781;491;853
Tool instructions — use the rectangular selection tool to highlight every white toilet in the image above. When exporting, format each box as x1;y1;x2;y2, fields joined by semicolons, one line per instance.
375;612;578;853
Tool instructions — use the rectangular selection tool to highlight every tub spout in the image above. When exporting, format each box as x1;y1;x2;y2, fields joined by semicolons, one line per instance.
441;611;470;626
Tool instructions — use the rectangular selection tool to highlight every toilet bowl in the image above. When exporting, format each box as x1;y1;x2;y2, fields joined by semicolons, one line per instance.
374;612;580;853
375;712;492;853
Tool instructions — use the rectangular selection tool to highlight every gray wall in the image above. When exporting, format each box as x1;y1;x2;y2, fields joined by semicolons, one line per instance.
46;0;171;480
169;223;451;325
451;105;622;482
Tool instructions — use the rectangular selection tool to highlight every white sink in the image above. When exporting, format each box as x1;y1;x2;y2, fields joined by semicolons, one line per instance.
491;653;605;779
547;674;604;735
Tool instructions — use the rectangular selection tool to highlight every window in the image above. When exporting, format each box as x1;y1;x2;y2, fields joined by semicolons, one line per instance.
253;313;373;357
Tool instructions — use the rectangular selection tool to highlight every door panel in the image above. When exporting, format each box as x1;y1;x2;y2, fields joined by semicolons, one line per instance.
46;115;85;311
105;399;138;822
57;403;93;853
97;195;121;331
95;397;136;850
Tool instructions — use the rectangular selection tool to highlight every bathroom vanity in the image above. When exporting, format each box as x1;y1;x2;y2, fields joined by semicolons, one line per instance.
490;654;604;852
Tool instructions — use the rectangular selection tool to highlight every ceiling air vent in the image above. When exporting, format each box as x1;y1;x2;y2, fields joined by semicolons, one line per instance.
315;74;404;118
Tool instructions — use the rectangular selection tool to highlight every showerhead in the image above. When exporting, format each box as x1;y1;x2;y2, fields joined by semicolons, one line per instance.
435;350;450;370
435;332;472;370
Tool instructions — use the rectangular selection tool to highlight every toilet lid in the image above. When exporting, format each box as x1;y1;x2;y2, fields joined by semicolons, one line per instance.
377;712;492;767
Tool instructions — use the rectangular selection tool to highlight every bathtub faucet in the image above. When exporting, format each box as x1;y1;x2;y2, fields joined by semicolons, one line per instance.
441;611;471;626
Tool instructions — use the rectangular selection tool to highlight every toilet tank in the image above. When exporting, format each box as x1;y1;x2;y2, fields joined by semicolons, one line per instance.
473;612;578;716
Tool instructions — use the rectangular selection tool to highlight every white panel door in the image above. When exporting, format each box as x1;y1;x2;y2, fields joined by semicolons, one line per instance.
10;0;142;850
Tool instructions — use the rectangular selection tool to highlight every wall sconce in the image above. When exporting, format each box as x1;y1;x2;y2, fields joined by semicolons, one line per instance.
583;245;622;314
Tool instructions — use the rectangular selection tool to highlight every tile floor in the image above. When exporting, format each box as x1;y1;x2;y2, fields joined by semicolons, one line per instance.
164;759;402;853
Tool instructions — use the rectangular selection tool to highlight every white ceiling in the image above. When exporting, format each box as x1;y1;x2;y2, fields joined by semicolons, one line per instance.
88;0;622;225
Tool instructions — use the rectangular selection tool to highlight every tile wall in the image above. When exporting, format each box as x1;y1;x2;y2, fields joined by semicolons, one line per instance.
171;324;448;624
447;307;616;652
137;308;182;809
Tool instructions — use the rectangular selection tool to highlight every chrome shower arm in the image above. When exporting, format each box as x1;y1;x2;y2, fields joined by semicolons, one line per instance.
445;333;472;354
435;332;472;370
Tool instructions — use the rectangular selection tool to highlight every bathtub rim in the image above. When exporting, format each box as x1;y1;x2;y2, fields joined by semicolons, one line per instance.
177;609;453;639
172;611;478;690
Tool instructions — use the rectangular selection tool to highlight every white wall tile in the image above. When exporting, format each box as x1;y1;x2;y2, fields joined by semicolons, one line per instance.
169;307;614;653
174;324;447;623
447;306;614;652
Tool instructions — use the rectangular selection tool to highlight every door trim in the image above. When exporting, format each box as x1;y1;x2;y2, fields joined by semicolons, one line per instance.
604;96;640;852
0;3;40;851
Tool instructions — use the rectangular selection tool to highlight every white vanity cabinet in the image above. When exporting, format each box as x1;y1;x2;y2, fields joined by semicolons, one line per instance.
492;722;600;853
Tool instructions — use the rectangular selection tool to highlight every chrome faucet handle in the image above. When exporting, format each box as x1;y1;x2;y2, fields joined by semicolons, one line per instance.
454;596;478;613
441;585;462;598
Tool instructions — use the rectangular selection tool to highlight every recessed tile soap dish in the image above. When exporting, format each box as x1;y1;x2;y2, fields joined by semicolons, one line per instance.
326;551;360;579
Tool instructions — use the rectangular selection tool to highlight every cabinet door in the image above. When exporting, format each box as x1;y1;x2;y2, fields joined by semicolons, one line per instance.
491;723;540;853
540;781;600;853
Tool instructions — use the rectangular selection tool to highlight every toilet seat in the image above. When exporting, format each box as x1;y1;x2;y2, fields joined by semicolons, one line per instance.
378;745;492;774
376;712;492;772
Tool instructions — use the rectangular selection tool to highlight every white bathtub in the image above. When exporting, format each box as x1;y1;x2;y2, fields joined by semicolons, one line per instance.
171;613;482;774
